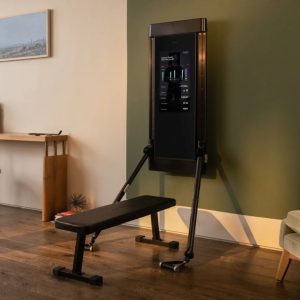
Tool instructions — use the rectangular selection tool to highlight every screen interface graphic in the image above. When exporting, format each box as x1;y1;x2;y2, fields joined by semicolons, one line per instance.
159;50;190;112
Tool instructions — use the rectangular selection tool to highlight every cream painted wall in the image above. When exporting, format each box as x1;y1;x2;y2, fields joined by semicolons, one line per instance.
0;0;127;209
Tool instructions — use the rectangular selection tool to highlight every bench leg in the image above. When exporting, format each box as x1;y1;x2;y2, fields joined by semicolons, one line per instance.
135;213;179;249
53;233;103;285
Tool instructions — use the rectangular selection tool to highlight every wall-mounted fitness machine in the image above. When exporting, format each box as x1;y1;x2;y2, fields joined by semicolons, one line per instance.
52;18;207;285
149;18;208;271
149;18;207;175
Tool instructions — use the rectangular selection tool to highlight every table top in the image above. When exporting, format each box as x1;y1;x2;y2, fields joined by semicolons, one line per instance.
0;133;68;143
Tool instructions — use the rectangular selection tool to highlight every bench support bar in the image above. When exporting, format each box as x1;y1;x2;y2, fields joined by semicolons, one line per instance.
53;233;103;285
135;213;179;249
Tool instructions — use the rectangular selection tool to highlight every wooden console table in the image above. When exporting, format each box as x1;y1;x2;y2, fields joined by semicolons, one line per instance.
0;133;68;221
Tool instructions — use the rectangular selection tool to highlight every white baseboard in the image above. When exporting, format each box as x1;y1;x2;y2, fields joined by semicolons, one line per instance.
0;202;41;212
1;201;282;250
126;206;282;250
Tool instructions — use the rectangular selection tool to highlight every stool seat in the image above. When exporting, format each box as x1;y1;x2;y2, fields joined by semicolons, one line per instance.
284;210;300;234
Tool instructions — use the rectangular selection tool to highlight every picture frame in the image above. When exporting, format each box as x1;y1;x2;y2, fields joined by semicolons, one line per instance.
0;10;50;62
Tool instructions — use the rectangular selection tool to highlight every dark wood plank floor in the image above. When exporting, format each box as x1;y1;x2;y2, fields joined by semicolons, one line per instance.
1;205;300;300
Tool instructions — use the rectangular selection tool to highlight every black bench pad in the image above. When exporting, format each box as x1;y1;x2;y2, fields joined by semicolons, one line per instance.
55;195;176;235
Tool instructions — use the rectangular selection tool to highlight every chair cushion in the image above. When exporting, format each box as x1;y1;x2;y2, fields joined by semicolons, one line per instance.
284;210;300;234
283;233;300;258
279;221;294;247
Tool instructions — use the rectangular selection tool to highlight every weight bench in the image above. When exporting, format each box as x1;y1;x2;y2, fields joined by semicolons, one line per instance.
53;144;204;285
53;146;179;285
54;195;176;285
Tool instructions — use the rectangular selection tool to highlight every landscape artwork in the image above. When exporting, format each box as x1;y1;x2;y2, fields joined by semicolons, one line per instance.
0;11;50;62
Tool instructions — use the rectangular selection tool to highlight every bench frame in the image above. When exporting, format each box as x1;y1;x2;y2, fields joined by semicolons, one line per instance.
53;145;179;285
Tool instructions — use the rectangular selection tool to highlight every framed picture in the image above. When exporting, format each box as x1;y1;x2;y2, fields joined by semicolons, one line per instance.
0;10;50;62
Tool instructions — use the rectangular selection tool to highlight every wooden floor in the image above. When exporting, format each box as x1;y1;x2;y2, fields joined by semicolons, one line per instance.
1;205;300;300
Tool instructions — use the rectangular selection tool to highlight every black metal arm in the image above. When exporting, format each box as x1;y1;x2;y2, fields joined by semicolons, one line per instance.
85;145;153;251
184;153;203;260
114;144;152;203
160;146;205;271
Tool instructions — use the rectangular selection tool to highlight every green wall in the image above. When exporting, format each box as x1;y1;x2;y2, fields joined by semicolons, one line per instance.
127;0;300;219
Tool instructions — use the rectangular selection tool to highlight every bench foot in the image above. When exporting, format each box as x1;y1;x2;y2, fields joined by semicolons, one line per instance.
135;212;179;249
135;235;179;249
53;266;103;286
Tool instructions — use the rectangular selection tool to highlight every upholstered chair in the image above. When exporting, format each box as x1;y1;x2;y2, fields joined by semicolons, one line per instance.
276;210;300;281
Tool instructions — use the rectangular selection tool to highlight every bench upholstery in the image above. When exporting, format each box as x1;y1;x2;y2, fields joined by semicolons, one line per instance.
55;195;176;235
53;195;176;285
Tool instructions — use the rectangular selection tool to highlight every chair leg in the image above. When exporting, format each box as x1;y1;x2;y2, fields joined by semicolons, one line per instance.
276;250;291;281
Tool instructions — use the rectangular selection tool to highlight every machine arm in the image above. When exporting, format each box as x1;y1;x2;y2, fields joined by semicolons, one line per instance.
160;146;205;271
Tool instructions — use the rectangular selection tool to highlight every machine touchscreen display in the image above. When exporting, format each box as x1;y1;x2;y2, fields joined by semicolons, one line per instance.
159;50;191;112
